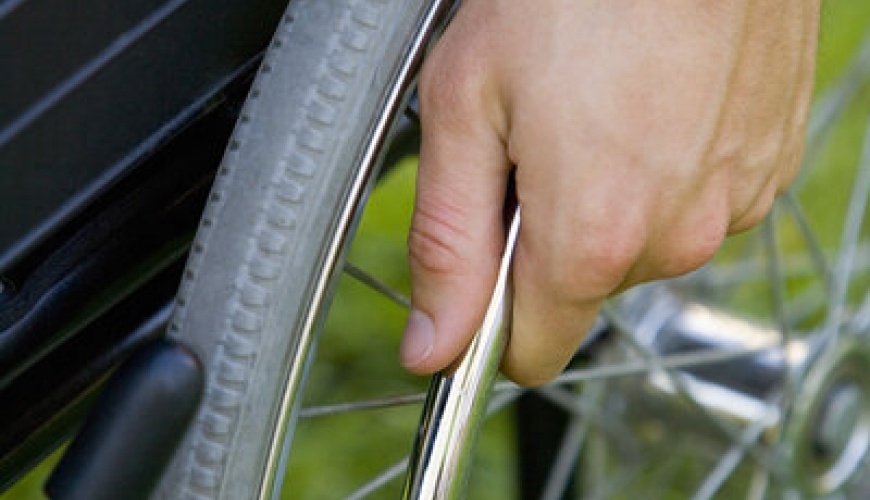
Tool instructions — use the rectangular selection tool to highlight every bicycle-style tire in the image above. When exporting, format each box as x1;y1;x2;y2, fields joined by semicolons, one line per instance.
150;0;870;497
153;1;442;497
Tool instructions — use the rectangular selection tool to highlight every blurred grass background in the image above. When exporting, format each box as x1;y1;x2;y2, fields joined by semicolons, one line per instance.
4;2;870;498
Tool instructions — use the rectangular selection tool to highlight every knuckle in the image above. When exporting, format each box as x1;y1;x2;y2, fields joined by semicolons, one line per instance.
408;227;461;278
583;226;647;283
730;189;776;234
418;49;483;126
501;340;570;388
738;208;768;231
407;203;470;278
658;226;725;278
543;226;646;301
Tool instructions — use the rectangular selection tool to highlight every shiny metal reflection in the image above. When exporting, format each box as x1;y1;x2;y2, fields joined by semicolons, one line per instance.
402;208;521;500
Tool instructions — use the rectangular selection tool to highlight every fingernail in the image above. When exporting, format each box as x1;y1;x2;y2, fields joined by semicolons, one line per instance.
400;309;435;368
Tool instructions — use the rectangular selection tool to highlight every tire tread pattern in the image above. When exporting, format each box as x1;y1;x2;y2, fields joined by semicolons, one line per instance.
159;0;398;497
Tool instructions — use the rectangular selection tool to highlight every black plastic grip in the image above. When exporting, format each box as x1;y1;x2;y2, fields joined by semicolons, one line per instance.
46;338;203;500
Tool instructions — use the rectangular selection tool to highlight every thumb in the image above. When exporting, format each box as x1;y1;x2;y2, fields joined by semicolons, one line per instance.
400;90;510;374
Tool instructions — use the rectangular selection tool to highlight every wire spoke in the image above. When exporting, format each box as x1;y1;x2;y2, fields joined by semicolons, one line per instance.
690;407;777;500
584;462;648;500
763;209;791;341
785;282;828;326
780;192;834;292
342;458;409;500
644;453;687;500
537;383;648;500
338;380;522;499
540;416;589;500
300;347;776;418
583;432;609;498
300;393;426;418
602;305;787;479
747;465;770;500
682;243;859;290
514;345;776;387
853;292;870;334
800;28;870;180
344;261;411;309
582;442;684;500
762;212;803;417
535;385;639;457
822;117;870;346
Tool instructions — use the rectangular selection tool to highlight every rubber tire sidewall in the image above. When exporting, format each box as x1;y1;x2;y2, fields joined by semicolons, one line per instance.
155;0;431;498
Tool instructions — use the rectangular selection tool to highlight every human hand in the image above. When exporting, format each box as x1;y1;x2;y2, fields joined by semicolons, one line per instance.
400;0;821;386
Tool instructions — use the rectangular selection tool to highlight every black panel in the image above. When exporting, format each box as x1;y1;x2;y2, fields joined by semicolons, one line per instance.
0;70;250;486
0;0;286;269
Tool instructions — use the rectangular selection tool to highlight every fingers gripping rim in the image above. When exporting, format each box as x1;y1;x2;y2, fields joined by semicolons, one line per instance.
154;0;434;498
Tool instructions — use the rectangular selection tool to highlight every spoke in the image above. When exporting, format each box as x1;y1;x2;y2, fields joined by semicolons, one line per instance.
501;345;777;389
684;236;870;294
801;29;870;180
785;282;828;327
763;209;791;342
747;465;770;500
602;304;787;478
683;233;765;293
685;244;851;290
535;385;639;458
780;192;834;292
853;292;870;334
303;376;523;419
690;409;774;500
300;393;426;418
535;386;593;414
342;458;409;500
851;252;870;331
581;427;686;500
641;449;688;500
302;347;778;419
762;213;802;416
584;432;609;499
486;385;526;414
822;117;870;346
585;462;647;500
344;261;411;309
339;381;521;499
538;384;616;500
540;417;589;500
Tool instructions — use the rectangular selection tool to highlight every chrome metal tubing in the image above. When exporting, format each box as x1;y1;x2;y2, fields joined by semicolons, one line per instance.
403;208;521;500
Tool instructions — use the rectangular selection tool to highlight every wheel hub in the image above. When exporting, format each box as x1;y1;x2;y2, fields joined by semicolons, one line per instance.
614;290;870;494
785;337;870;495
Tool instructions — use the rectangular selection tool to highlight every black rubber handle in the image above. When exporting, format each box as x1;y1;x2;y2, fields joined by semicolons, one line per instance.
46;338;203;500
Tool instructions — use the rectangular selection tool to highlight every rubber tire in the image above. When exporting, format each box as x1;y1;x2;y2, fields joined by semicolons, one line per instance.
153;0;433;498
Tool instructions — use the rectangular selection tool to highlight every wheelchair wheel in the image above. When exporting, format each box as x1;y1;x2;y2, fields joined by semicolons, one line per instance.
157;0;870;497
154;0;454;497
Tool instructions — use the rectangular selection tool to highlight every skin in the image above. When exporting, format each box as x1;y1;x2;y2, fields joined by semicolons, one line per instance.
400;0;822;386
